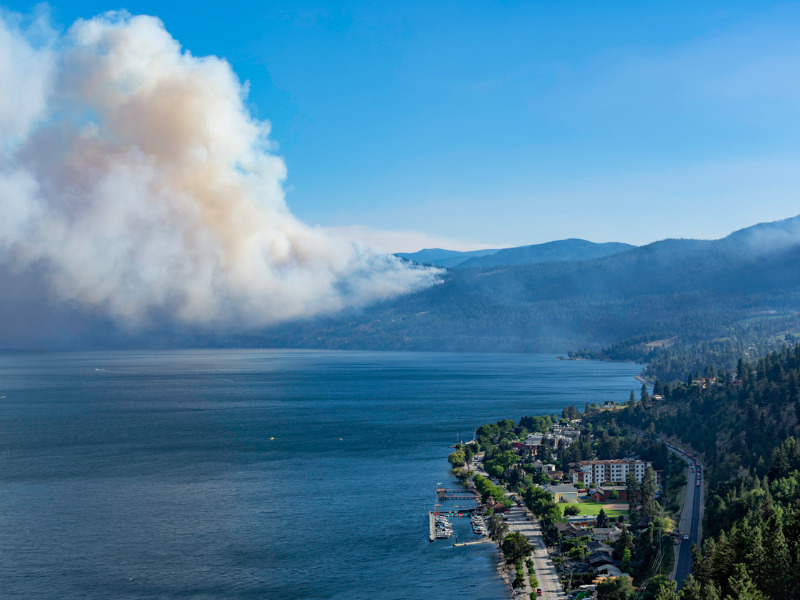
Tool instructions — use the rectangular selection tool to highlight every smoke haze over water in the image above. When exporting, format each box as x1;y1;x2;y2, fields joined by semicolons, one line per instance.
0;10;440;336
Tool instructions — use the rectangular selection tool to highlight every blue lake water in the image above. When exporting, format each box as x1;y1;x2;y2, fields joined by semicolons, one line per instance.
0;350;641;599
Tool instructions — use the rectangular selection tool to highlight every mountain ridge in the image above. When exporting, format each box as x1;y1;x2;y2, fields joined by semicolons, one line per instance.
395;238;636;268
255;213;800;357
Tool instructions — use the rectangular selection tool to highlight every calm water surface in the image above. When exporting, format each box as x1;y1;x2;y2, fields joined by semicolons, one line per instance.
0;350;641;599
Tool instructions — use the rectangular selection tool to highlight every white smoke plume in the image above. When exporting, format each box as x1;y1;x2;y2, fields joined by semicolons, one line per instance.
0;10;440;330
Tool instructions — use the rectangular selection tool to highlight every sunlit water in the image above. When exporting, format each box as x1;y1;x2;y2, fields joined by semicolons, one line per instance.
0;350;640;599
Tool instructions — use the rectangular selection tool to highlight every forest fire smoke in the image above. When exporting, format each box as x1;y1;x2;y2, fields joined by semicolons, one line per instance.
0;10;440;329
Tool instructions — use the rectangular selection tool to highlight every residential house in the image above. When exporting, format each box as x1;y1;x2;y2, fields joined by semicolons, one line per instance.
586;541;614;555
588;552;614;568
554;522;588;539
591;527;622;543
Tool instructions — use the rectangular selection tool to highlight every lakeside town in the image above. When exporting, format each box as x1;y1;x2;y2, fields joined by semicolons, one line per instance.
435;393;703;600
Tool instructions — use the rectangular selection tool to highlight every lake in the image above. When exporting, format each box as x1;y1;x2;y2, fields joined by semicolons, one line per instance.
0;350;641;599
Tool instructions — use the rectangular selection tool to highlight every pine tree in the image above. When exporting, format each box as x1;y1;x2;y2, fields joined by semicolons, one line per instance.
681;576;721;600
724;563;767;600
701;582;722;600
640;466;657;518
764;515;791;600
679;575;703;600
614;524;633;561
743;526;766;588
597;507;610;528
621;548;632;574
653;578;676;600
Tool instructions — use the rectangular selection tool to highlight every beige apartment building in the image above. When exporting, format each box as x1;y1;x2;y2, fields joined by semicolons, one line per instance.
571;459;662;486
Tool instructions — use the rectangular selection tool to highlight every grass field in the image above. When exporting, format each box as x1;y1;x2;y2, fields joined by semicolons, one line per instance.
560;499;629;519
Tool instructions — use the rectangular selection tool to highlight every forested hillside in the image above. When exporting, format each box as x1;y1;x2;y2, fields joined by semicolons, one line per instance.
608;345;800;599
259;215;800;364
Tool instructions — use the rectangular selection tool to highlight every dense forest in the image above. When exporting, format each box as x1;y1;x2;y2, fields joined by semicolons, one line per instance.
608;345;800;599
570;312;800;384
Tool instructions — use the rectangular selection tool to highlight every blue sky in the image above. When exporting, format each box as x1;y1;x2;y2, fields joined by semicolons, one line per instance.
7;0;800;251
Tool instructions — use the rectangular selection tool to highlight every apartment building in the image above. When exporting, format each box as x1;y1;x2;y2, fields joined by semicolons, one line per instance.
571;459;662;486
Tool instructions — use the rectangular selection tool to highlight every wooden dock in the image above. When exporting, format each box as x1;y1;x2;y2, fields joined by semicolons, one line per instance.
428;511;436;542
436;487;477;501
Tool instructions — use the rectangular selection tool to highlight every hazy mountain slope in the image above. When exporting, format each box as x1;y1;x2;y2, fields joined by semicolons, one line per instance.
259;215;800;353
457;239;635;268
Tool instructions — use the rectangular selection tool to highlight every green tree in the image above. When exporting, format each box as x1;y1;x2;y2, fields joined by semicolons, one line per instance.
564;505;581;516
488;514;507;542
763;516;790;600
723;564;767;600
679;576;721;600
448;449;466;468
569;545;587;560
653;577;677;600
678;575;702;600
597;576;635;600
742;525;766;590
641;466;657;518
621;548;632;574
501;532;532;563
614;524;633;560
597;508;610;528
626;471;640;524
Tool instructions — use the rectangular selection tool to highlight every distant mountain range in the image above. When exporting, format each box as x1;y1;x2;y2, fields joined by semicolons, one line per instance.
259;214;800;357
395;239;635;268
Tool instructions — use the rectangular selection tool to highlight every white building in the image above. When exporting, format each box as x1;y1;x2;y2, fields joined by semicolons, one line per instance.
572;459;660;485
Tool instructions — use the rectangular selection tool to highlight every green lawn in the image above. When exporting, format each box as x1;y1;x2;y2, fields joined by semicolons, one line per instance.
560;499;629;519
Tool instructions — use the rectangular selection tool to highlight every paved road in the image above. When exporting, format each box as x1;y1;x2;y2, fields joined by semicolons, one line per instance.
666;447;704;590
504;501;566;600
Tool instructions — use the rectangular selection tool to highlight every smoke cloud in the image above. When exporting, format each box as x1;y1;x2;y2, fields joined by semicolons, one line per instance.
0;10;440;332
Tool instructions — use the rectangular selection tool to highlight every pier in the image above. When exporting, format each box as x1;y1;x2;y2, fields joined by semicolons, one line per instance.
432;508;477;516
436;487;477;501
453;538;491;547
428;511;436;542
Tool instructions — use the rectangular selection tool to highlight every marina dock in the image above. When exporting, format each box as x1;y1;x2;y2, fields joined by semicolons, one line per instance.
436;487;477;501
428;511;436;542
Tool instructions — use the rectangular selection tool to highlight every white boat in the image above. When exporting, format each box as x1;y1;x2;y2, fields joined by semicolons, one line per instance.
435;527;452;539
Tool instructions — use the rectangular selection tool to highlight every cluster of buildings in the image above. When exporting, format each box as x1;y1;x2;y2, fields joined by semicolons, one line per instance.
512;424;581;453
505;420;664;493
554;517;632;580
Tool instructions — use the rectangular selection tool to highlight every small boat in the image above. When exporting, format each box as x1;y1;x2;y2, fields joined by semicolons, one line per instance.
435;528;452;539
